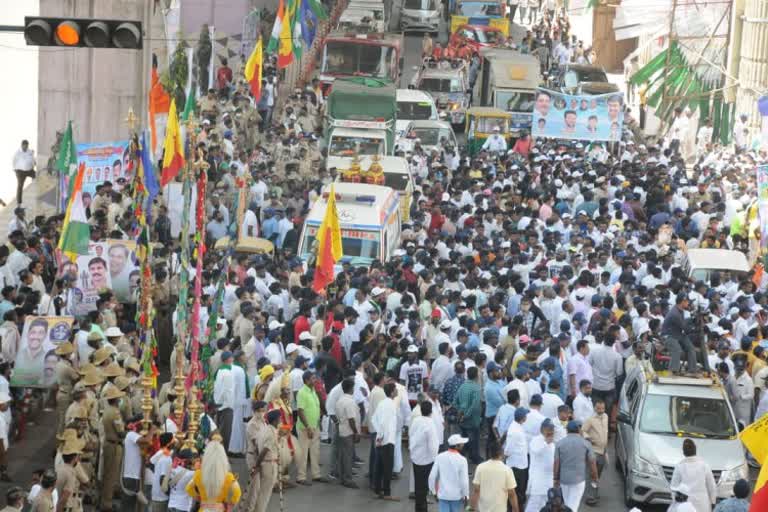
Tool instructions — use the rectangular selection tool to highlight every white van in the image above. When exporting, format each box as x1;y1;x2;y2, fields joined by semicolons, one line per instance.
682;248;751;281
298;182;402;265
396;89;439;138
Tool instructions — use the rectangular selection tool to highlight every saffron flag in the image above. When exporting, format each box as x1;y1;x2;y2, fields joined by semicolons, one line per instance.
740;414;768;511
312;184;343;293
55;121;78;197
148;54;171;155
57;162;91;262
160;98;185;186
244;38;263;100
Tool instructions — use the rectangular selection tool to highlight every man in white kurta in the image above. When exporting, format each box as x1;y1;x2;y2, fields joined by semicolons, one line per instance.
670;442;717;512
526;421;556;512
228;361;249;454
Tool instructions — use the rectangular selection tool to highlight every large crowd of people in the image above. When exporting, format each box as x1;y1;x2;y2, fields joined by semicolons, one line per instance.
0;4;763;512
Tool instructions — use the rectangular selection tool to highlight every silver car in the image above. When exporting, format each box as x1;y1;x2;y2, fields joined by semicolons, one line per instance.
616;368;748;507
400;0;441;32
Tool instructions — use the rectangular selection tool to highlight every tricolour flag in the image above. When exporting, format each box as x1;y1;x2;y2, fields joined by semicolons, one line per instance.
160;98;185;186
55;121;78;197
312;184;343;293
244;38;263;100
57;162;90;262
277;0;294;68
268;0;285;54
740;413;768;511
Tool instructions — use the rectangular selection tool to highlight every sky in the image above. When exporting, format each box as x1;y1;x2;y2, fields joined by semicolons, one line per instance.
0;2;39;205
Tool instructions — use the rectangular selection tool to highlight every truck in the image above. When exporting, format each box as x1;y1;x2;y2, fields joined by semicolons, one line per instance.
474;48;541;137
317;31;404;96
324;78;397;171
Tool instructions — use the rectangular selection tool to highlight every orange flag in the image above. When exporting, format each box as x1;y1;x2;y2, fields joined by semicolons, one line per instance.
148;54;170;154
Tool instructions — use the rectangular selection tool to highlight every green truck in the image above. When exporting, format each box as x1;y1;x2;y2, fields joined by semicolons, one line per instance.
325;78;397;170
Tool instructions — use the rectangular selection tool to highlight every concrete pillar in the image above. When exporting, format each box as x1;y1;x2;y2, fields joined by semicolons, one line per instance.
735;0;768;127
37;0;164;153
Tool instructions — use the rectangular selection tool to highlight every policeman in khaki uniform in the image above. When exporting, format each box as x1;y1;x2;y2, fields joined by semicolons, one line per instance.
99;384;125;512
243;400;268;512
30;469;57;512
113;376;133;420
54;342;79;432
0;486;27;512
56;438;89;512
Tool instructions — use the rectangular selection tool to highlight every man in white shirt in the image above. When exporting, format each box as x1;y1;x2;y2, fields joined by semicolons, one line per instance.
410;401;440;512
481;127;507;154
431;342;454;394
371;382;399;501
213;351;236;449
429;434;470;512
573;379;595;423
166;450;196;512
13;139;35;205
8;208;27;236
149;432;175;511
504;407;529;509
241;207;260;237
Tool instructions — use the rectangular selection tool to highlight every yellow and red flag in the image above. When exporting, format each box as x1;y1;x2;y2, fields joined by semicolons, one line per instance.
740;414;768;510
312;184;343;293
160;98;184;186
244;38;263;101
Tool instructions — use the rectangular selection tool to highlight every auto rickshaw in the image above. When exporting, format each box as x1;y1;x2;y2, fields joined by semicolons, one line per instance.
465;106;512;156
214;235;276;259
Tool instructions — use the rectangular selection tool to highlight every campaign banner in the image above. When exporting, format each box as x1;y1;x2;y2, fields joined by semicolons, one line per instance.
67;242;114;316
106;239;141;303
531;89;624;142
757;165;768;249
59;140;133;209
11;316;75;388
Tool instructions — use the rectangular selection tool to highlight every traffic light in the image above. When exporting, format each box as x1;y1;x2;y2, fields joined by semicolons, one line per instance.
24;17;142;49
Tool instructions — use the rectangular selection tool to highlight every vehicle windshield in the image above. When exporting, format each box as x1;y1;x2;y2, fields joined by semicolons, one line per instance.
323;42;395;79
472;116;508;133
410;127;454;146
328;135;384;156
405;0;436;9
476;29;502;44
397;101;434;120
383;172;411;191
419;77;463;93
564;68;608;87
496;91;535;112
458;2;502;16
302;225;381;259
639;394;737;438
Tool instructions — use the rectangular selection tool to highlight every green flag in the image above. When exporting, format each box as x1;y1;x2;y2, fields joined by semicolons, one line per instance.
182;87;196;121
55;121;79;195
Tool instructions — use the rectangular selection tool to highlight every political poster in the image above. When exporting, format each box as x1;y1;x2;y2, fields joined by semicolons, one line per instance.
11;316;75;388
531;88;624;142
59;140;133;209
69;242;113;316
106;239;141;303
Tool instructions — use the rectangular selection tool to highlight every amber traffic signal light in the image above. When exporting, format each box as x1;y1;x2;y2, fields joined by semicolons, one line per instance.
24;17;142;49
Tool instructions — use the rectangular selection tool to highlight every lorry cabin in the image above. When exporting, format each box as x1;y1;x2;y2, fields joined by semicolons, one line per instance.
450;0;508;38
474;48;541;137
318;32;404;96
324;78;397;168
298;182;402;265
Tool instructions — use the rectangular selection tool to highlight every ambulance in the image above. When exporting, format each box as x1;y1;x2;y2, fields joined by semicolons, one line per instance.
298;182;402;265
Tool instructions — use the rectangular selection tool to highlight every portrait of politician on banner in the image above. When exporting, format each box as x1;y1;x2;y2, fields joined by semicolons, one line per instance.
532;88;624;142
106;239;139;303
69;242;113;316
11;316;75;388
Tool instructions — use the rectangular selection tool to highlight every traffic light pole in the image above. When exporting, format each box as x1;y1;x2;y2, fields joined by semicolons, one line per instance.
0;26;24;32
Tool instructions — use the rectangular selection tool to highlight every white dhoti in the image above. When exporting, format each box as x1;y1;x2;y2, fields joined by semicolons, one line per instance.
525;494;547;512
561;481;586;511
393;428;404;473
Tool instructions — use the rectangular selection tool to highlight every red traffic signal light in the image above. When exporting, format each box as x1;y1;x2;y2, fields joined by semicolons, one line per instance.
24;17;142;49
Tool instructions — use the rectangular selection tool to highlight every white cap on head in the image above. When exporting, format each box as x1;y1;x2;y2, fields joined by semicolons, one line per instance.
285;343;298;354
448;434;469;446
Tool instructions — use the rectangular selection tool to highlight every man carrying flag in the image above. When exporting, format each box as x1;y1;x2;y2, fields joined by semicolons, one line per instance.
312;184;342;293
